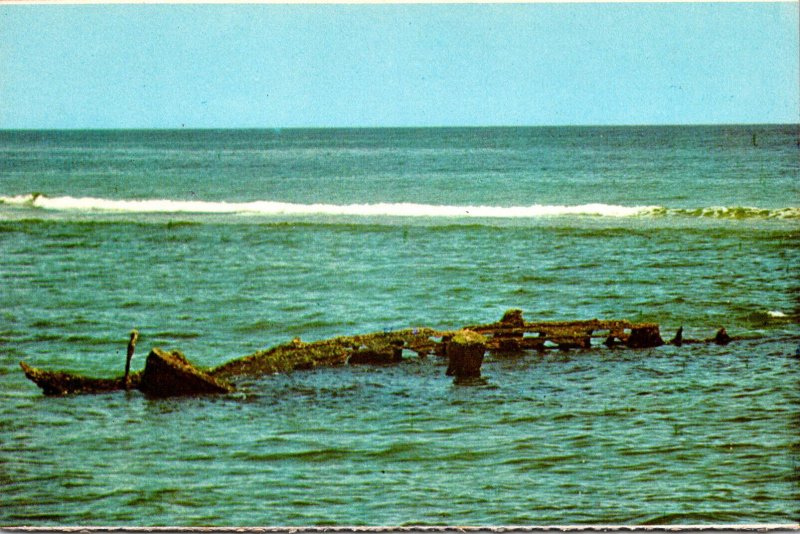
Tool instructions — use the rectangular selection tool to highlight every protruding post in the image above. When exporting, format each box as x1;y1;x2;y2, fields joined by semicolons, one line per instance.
714;327;731;346
626;324;664;349
446;330;487;378
124;329;139;390
494;309;525;353
500;309;525;327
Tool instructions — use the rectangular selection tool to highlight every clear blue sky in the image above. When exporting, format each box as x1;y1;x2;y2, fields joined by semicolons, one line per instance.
1;3;798;128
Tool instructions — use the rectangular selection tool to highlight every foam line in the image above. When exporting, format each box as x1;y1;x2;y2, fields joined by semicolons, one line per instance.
1;194;798;220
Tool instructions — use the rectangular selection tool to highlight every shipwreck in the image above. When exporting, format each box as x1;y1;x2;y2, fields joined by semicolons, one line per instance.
20;309;736;398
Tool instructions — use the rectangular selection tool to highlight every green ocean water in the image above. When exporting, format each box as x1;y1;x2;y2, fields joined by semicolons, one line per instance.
0;125;798;525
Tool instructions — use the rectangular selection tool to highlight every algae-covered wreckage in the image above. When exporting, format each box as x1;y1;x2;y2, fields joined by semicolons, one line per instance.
20;309;737;397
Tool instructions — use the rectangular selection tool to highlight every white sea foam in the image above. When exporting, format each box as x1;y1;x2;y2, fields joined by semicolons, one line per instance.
0;194;659;218
1;193;798;220
666;206;800;220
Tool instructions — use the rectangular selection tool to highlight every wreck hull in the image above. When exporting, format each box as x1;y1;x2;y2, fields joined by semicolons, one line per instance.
19;362;140;396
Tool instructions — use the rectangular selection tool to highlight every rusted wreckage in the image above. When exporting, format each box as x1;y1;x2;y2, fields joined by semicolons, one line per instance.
19;309;736;397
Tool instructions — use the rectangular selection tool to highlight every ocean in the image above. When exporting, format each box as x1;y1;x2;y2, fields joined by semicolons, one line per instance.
0;125;798;525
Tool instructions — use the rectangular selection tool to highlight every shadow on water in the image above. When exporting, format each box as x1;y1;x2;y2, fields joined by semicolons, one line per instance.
451;375;492;387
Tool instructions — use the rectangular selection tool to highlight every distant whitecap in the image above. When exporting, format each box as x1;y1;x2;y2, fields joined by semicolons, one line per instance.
1;193;798;220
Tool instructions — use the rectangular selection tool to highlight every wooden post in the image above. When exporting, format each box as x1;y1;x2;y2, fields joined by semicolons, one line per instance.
625;324;664;349
493;309;525;353
446;330;487;378
500;309;525;327
713;327;731;345
124;329;139;390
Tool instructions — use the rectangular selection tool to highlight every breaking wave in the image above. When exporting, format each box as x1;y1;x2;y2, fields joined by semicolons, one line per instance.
1;193;798;220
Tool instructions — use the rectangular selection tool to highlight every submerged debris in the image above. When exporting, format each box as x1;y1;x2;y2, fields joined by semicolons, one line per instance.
209;327;443;379
19;310;740;397
139;348;233;397
19;361;141;396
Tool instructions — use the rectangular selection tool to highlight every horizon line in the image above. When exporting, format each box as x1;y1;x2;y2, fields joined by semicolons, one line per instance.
1;122;798;132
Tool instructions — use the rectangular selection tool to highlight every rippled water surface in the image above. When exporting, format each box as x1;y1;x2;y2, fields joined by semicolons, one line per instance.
1;126;798;525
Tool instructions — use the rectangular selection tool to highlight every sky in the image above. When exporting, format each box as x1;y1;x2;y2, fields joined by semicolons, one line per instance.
0;2;798;129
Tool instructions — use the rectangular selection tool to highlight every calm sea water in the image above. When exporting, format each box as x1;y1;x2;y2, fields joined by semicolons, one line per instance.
1;126;799;526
